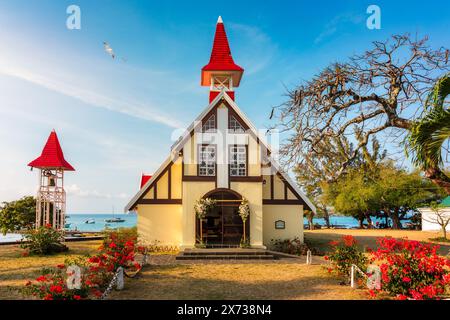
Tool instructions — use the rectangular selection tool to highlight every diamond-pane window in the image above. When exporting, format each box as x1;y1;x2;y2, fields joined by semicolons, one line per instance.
198;145;216;176
229;115;245;133
229;145;246;176
202;114;216;133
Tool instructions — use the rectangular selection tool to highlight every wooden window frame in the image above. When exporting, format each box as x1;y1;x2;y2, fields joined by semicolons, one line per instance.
197;144;217;177
228;144;248;178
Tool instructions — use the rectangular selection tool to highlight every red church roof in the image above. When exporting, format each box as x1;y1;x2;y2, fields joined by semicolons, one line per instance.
140;174;152;189
201;16;244;86
28;130;75;171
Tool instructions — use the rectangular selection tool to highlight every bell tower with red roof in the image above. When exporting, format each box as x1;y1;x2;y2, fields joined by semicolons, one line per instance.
201;16;244;102
28;130;75;230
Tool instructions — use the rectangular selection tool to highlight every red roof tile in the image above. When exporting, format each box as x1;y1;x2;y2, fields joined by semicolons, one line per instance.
28;130;75;171
201;16;244;87
140;174;152;188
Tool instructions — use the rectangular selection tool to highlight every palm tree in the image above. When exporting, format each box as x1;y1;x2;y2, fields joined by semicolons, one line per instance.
407;74;450;194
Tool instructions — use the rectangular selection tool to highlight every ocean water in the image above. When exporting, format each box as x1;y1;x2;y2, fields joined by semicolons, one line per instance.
65;213;137;232
0;214;411;243
312;215;412;228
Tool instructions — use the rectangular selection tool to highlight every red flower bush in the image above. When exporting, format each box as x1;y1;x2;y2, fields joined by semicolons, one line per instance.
87;230;146;278
21;266;92;300
21;229;147;300
369;237;450;300
326;235;367;279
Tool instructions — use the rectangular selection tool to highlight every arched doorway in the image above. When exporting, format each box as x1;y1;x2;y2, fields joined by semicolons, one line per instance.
196;188;250;247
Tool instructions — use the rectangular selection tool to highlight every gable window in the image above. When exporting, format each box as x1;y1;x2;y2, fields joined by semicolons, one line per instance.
198;145;216;176
229;145;247;176
202;114;216;133
229;115;245;133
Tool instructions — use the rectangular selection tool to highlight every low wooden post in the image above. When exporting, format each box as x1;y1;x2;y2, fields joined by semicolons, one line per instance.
116;267;124;290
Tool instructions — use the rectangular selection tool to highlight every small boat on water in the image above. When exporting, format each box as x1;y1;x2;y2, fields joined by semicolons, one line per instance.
104;206;125;223
104;217;125;223
85;218;95;224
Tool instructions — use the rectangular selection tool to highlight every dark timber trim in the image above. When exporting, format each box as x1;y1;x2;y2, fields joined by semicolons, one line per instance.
182;176;216;182
263;199;305;205
229;176;263;182
139;199;182;205
270;174;274;200
168;165;172;199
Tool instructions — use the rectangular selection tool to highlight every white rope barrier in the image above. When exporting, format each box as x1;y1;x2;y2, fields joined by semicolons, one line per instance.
100;250;148;300
350;264;381;289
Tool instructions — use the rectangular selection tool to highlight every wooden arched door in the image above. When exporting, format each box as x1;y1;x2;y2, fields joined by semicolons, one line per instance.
196;189;249;247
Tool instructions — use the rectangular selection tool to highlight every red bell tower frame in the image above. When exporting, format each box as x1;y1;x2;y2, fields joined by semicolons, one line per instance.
28;130;75;230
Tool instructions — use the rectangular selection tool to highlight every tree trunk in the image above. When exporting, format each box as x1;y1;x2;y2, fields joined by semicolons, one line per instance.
391;209;401;229
425;168;450;195
322;207;331;228
442;226;447;240
308;215;314;230
365;213;373;229
358;214;364;229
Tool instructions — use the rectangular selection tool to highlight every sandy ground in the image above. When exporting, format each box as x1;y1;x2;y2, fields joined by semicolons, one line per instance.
107;262;365;300
1;229;448;300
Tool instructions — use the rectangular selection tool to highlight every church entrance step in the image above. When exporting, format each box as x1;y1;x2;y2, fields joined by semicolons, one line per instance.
175;248;277;260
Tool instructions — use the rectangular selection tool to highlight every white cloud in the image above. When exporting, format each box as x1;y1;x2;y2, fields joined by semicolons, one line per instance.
314;13;364;44
0;63;184;129
66;184;128;200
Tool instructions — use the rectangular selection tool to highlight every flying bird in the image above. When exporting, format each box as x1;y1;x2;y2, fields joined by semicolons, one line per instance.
103;41;115;59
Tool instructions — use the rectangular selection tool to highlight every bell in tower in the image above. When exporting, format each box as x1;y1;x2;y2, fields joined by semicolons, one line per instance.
201;16;244;102
28;130;75;230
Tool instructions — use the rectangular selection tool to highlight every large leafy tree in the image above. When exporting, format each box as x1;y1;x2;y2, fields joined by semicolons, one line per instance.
295;132;386;228
407;73;450;194
273;34;450;190
375;164;443;229
0;196;36;235
323;161;443;229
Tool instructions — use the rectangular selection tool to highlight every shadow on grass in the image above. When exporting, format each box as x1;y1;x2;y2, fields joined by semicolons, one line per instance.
109;264;364;300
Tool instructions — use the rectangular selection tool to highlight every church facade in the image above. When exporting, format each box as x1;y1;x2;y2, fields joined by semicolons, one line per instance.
125;17;315;249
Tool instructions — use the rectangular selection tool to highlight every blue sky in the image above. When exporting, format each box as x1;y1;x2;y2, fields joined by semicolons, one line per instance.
0;1;448;213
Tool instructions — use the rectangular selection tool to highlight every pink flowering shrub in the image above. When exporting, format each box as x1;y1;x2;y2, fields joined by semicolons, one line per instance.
369;237;450;300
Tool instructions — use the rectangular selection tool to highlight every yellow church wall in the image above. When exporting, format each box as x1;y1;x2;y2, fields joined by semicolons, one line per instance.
248;135;261;176
183;134;197;176
230;181;264;248
273;174;285;199
181;181;216;248
156;171;169;199
263;204;304;246
287;189;297;200
137;204;183;247
262;175;271;199
171;158;182;199
143;187;154;199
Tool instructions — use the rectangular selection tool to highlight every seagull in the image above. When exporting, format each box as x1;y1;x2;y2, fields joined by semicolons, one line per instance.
103;41;115;59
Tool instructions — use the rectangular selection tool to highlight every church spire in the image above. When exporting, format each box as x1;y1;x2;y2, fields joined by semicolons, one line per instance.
201;16;244;102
